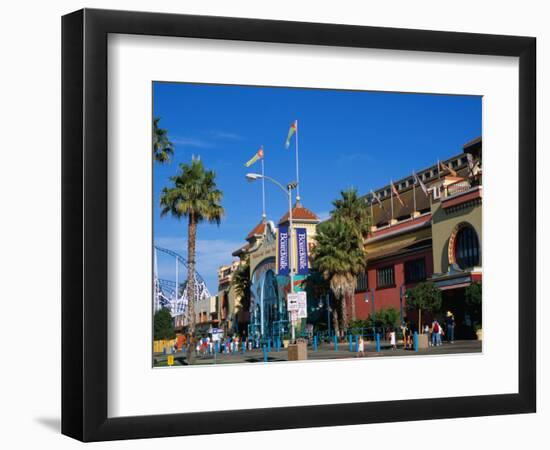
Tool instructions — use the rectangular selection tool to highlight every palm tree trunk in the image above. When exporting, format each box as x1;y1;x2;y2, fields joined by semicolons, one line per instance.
186;215;197;365
341;295;348;333
332;305;340;338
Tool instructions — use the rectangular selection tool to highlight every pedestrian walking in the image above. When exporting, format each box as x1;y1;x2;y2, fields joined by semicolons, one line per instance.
402;321;412;350
437;321;443;346
431;320;439;346
357;336;365;357
390;329;396;350
445;311;455;343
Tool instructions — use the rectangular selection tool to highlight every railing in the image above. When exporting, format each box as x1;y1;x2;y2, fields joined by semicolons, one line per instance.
445;179;471;197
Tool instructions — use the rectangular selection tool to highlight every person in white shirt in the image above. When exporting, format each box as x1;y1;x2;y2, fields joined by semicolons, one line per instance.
357;336;365;357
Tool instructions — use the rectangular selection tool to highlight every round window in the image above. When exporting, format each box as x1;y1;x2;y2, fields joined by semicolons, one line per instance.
454;225;480;269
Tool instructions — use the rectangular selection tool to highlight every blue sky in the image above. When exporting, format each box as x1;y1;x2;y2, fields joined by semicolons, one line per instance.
153;82;481;293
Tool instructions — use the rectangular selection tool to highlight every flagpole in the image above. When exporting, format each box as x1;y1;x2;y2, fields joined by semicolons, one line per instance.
370;195;373;221
295;120;300;202
413;172;417;213
390;180;394;221
261;151;266;220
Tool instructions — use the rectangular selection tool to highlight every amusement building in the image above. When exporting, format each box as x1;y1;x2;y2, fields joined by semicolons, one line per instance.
199;137;483;341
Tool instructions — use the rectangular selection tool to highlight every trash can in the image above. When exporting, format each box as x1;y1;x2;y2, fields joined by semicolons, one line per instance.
287;339;308;361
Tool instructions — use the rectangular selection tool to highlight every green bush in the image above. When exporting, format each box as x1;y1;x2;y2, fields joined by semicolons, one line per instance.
465;282;482;329
154;308;176;340
348;307;401;331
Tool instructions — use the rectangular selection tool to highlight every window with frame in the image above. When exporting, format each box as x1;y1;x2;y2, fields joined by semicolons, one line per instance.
455;225;480;269
377;266;395;288
404;257;426;284
356;270;368;292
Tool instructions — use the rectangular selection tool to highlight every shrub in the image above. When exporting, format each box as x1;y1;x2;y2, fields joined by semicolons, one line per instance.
154;308;176;340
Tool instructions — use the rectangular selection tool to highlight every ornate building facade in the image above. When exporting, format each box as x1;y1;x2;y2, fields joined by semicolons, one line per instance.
351;137;482;337
231;203;320;340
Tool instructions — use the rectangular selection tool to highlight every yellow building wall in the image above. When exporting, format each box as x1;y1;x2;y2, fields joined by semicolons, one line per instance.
430;200;482;274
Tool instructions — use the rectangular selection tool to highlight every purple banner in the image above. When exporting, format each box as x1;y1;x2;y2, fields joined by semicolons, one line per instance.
277;225;290;276
296;228;309;275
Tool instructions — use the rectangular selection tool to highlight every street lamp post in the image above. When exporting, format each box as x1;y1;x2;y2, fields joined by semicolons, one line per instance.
246;173;298;342
326;293;331;339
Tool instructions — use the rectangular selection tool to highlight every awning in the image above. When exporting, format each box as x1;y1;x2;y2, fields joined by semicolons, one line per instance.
366;237;431;262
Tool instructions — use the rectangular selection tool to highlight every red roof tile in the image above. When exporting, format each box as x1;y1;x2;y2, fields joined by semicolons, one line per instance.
246;221;266;240
278;203;320;225
232;242;252;257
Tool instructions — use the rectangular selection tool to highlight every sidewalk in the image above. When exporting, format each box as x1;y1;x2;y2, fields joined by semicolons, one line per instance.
153;339;482;366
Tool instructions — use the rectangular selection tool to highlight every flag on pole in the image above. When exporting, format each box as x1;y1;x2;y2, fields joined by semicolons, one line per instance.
391;181;405;207
439;160;457;177
466;153;481;178
466;153;475;176
413;171;429;197
244;147;264;167
370;190;385;210
284;120;298;149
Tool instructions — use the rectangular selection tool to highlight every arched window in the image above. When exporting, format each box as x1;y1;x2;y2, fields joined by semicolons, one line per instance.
455;225;480;269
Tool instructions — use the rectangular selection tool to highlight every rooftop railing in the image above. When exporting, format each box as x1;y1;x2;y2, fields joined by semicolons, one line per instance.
445;179;471;197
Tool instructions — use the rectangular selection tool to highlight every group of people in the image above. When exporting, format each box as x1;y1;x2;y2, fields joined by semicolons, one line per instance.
355;329;398;357
194;334;244;356
399;311;456;349
400;322;416;349
177;312;456;357
426;311;456;346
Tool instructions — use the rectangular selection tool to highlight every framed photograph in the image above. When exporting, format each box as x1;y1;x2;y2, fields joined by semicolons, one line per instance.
62;8;536;442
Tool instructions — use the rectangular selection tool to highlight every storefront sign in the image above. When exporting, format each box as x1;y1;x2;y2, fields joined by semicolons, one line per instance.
287;293;299;311
296;228;308;275
277;225;290;275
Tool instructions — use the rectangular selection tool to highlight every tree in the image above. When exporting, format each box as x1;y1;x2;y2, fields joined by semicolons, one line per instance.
331;187;371;240
465;282;482;329
154;308;176;341
160;157;224;363
311;218;366;334
360;307;400;330
153;117;174;163
232;259;251;323
330;188;371;321
381;307;400;329
405;282;442;333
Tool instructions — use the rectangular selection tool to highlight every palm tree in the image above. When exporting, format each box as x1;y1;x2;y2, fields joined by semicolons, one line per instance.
311;218;366;334
160;157;224;363
231;259;251;331
331;187;371;240
330;188;370;320
153;117;174;163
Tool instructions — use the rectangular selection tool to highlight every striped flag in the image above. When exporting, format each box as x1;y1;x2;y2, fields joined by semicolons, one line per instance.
370;190;384;210
439;160;458;177
466;153;481;177
284;120;297;149
244;147;264;167
413;171;429;197
391;181;405;207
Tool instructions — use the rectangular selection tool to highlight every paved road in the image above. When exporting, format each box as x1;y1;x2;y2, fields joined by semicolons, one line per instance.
153;340;482;367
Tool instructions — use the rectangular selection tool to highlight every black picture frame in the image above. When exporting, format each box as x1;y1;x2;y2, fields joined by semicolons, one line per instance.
62;8;536;442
